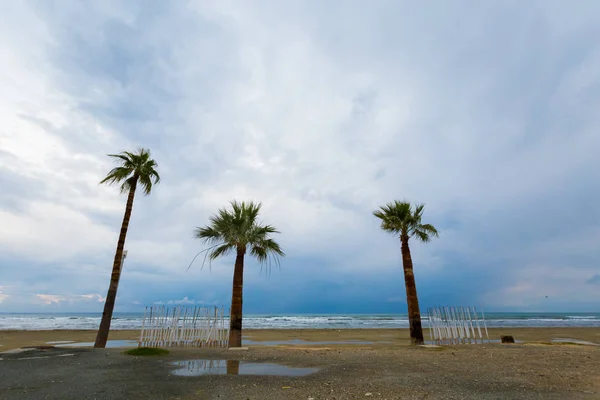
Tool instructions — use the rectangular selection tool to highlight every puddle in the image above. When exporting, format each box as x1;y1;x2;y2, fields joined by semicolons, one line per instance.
54;340;138;348
0;348;34;355
243;339;379;346
47;341;75;345
18;354;75;361
171;359;318;377
552;338;600;346
424;339;523;345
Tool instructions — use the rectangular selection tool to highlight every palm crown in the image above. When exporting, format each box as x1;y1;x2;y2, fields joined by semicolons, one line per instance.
195;201;285;270
373;201;439;242
100;148;160;194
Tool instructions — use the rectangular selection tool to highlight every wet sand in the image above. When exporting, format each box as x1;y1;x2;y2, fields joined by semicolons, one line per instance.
244;327;600;346
1;327;599;351
1;343;599;399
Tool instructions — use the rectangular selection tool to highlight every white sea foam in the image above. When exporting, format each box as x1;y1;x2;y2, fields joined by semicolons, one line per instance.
0;312;598;330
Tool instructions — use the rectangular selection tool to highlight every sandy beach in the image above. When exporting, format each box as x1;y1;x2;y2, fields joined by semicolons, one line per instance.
1;327;599;351
1;339;599;399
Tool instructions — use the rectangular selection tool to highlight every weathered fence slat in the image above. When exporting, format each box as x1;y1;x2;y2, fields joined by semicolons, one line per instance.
138;305;229;348
427;306;490;345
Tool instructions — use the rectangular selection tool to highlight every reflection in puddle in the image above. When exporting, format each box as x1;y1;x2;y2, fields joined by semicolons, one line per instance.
243;339;378;346
47;341;76;345
17;353;75;361
171;359;318;377
0;348;34;355
424;339;522;345
54;340;138;348
552;338;600;346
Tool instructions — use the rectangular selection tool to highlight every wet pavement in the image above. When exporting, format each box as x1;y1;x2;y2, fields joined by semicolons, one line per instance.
1;344;598;399
53;339;138;348
242;339;379;346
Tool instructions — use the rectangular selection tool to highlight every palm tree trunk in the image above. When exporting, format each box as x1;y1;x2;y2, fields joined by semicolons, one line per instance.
228;247;245;347
94;178;138;348
400;236;424;345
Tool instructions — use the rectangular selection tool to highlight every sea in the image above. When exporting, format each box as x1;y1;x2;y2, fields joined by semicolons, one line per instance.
0;312;599;330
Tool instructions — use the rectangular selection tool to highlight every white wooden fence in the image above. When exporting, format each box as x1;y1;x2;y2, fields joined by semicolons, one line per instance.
427;306;489;345
139;305;229;348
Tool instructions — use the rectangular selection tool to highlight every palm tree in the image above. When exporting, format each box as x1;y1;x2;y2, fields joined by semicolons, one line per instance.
94;148;160;348
194;200;284;347
373;201;438;345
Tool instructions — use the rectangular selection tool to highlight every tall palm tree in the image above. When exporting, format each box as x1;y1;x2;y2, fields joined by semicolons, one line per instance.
194;200;284;348
373;201;438;345
94;148;160;348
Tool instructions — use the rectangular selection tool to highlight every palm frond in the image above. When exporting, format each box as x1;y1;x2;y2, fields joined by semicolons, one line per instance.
419;223;439;236
195;226;224;244
101;148;160;195
414;229;431;242
208;243;235;260
373;200;411;235
107;153;133;165
118;176;136;194
192;200;284;273
149;168;160;184
186;242;226;271
374;200;438;242
246;224;279;243
250;238;284;277
414;203;425;218
100;167;131;185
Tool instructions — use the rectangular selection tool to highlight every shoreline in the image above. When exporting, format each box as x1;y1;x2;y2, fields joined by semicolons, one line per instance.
1;327;599;351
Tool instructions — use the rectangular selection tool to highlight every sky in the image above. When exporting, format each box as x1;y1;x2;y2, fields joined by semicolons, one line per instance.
0;0;599;314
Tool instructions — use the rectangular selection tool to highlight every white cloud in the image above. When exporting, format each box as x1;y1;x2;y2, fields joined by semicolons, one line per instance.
0;286;8;303
171;297;194;305
35;293;107;305
483;264;600;309
0;201;116;261
80;294;106;302
36;294;66;305
0;3;132;268
152;297;219;306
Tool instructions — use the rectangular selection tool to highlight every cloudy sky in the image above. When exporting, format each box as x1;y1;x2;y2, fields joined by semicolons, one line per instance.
1;0;599;314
